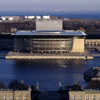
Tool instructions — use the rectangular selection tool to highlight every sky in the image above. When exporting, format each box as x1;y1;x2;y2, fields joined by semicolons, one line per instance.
0;0;100;12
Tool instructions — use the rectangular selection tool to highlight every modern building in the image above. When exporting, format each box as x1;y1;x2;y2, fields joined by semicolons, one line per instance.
69;89;100;100
14;19;86;54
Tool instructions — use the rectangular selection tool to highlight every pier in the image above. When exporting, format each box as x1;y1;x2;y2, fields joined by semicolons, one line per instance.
5;52;93;60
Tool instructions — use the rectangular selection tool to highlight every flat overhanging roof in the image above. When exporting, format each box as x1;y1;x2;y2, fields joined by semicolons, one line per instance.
14;30;86;36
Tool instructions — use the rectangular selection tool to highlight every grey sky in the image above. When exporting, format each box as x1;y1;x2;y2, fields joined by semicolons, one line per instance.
0;0;100;12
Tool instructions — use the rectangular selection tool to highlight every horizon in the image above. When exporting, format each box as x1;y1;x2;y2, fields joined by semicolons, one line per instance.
1;10;100;13
0;0;100;12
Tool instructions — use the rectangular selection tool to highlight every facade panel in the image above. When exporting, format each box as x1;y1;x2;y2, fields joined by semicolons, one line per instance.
14;37;73;53
36;20;63;32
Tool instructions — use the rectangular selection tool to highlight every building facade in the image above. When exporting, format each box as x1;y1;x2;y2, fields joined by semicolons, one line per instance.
69;90;100;100
36;20;63;32
14;20;86;54
0;89;31;100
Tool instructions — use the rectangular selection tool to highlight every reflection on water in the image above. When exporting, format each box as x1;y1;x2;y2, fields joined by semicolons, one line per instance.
14;59;85;68
0;59;99;90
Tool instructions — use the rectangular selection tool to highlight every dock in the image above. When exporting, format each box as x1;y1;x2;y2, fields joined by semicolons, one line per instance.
5;52;93;60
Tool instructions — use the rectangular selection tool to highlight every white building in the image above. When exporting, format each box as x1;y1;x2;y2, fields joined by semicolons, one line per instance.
27;16;35;19
36;20;63;31
36;16;41;20
24;16;35;20
69;90;100;100
43;16;50;19
1;16;6;21
8;17;14;21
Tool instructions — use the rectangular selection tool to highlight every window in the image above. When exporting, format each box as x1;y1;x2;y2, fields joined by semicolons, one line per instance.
86;95;89;100
92;95;96;100
16;95;20;100
72;95;75;100
23;95;27;100
10;94;13;100
3;95;6;100
78;95;82;100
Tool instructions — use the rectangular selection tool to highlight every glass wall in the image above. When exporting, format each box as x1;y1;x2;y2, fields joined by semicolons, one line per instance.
15;37;73;54
25;38;72;54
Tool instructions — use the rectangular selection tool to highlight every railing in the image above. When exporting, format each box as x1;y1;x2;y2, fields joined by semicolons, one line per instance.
85;39;100;48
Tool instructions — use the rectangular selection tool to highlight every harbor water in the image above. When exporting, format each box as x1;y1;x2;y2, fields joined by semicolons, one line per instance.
0;57;100;90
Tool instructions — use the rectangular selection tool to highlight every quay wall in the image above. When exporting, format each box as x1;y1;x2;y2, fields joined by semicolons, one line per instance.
5;54;93;60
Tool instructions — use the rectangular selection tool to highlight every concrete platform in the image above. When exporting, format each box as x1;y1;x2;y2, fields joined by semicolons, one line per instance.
5;52;93;60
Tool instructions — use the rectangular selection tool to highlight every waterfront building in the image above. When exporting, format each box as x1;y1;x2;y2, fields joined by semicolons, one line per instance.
36;16;41;20
69;89;100;100
0;16;22;22
43;16;50;19
1;16;6;21
24;16;35;20
0;89;31;100
14;19;86;54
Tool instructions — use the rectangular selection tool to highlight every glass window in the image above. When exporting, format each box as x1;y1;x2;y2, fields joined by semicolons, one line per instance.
23;95;27;100
92;95;96;100
10;94;13;100
3;95;6;100
72;95;75;100
86;95;89;100
16;95;20;100
78;95;82;100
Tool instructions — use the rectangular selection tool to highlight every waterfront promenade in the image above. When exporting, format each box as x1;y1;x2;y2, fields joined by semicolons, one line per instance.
5;52;93;60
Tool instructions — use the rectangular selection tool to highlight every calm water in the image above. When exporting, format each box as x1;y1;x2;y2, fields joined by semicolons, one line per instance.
0;58;100;90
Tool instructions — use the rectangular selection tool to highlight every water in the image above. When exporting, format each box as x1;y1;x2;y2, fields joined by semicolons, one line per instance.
0;58;100;90
0;12;100;19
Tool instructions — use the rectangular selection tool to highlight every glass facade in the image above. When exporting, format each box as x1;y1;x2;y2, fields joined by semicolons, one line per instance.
15;37;73;54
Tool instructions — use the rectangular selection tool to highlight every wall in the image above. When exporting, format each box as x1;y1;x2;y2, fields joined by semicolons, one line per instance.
36;20;63;32
71;38;85;53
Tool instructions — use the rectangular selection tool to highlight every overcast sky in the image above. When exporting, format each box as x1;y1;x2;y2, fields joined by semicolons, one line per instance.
0;0;100;12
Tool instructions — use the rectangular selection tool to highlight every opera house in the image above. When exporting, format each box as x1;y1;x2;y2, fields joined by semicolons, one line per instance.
14;19;86;54
6;19;92;60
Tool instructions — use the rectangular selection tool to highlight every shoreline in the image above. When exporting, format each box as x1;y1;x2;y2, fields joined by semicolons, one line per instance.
5;52;93;60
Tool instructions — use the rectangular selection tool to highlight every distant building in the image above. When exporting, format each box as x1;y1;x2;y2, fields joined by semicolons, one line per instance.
0;89;31;100
0;16;22;21
69;89;100;100
24;16;35;20
28;16;35;19
36;16;41;20
8;17;14;21
1;16;6;21
43;16;50;19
